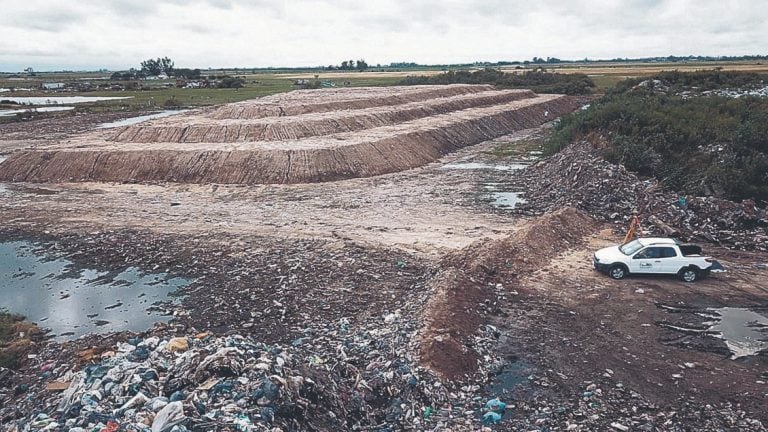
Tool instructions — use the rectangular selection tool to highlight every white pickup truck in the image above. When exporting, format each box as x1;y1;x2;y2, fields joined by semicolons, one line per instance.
593;237;724;282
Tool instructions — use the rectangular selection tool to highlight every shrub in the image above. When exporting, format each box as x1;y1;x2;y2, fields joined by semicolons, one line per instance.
546;78;768;204
400;68;595;95
163;97;180;108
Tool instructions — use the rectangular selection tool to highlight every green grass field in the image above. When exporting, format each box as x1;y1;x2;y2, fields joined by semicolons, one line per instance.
1;73;403;112
2;60;767;114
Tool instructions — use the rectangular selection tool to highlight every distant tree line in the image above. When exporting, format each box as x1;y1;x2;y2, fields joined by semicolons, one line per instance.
110;57;201;81
141;57;174;75
325;59;369;71
399;68;596;95
546;71;768;204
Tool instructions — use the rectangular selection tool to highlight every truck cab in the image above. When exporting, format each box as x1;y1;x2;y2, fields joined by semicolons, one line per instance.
593;237;724;282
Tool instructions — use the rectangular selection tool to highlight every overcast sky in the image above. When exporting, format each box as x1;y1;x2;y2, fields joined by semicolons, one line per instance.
1;0;766;71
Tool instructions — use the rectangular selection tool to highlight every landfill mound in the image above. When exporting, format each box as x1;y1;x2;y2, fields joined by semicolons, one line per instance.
0;85;579;185
208;84;501;119
109;89;537;143
420;207;600;379
512;138;768;251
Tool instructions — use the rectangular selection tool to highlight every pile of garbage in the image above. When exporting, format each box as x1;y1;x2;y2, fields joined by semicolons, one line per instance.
2;308;502;432
2;290;532;432
699;85;768;98
632;79;768;99
511;139;768;251
6;328;763;432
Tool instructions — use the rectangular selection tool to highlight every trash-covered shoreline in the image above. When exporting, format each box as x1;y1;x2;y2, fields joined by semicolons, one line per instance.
4;325;766;431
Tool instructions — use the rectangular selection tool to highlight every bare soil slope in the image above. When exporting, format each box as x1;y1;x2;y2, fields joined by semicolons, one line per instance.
0;85;579;184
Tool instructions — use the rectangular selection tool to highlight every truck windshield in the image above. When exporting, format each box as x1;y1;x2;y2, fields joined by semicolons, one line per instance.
620;240;643;255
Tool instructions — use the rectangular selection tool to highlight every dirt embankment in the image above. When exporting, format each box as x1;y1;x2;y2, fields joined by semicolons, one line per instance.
110;90;537;143
420;207;600;379
206;84;503;119
0;87;580;185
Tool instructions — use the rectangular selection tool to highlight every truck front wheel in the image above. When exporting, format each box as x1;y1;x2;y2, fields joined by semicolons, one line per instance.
609;264;628;280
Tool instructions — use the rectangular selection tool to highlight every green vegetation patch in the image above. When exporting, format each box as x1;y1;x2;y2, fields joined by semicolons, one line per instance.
546;71;768;204
611;70;768;93
400;68;596;95
483;132;550;159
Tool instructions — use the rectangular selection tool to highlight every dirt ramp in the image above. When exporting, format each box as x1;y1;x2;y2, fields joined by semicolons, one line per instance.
108;90;538;144
207;84;504;119
0;86;580;185
420;208;600;379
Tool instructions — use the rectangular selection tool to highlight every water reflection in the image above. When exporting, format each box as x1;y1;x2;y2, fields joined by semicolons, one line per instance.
441;162;527;171
706;307;768;359
0;241;189;340
97;110;188;129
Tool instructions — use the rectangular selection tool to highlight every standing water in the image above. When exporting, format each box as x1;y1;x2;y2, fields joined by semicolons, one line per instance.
706;307;768;359
97;110;188;129
0;241;189;340
0;96;132;105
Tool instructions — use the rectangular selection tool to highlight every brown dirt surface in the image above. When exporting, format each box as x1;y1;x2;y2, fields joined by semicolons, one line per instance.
420;208;602;379
0;86;579;184
500;227;768;423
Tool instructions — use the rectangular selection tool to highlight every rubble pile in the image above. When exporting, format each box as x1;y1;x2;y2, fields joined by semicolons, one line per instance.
511;139;768;251
633;79;768;99
4;325;765;431
2;320;470;432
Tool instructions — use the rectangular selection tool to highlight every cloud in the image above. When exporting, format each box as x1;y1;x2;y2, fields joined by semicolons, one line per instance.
2;8;86;32
0;0;766;71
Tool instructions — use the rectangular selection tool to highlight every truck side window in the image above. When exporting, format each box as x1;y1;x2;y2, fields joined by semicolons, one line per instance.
635;247;664;259
634;248;653;259
660;247;677;258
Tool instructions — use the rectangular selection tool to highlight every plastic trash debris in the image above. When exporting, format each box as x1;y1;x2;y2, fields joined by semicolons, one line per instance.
151;401;185;432
423;406;433;419
233;414;254;431
484;397;506;413
482;411;502;425
166;337;189;352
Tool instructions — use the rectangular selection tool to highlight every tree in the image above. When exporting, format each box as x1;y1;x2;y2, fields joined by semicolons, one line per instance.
174;68;201;79
159;56;174;74
356;59;368;71
141;59;161;76
341;61;349;70
140;57;175;76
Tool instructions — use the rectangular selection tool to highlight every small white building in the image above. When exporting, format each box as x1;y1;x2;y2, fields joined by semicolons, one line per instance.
42;82;65;90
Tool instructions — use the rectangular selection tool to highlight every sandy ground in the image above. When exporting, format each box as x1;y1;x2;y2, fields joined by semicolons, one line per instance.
0;128;538;256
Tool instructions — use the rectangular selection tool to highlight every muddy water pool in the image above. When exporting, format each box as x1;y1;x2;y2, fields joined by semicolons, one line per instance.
705;307;768;359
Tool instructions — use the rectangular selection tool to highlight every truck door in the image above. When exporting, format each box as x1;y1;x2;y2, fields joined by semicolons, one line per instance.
630;247;664;273
657;247;679;273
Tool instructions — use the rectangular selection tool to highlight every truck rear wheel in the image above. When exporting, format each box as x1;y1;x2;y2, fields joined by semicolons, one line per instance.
678;267;699;282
